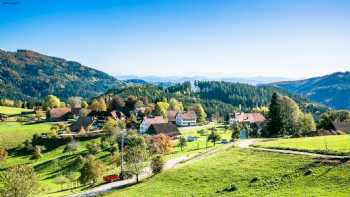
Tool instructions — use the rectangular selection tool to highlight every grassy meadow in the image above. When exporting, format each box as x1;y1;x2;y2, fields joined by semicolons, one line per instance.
0;106;33;115
256;135;350;155
0;119;230;197
0;122;52;149
104;148;350;197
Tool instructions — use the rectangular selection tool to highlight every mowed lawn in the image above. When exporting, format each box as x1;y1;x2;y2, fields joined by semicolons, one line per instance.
104;148;350;197
0;122;52;149
256;135;350;155
0;106;33;115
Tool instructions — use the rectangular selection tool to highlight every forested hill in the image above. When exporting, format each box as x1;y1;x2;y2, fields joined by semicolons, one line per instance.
99;81;328;118
0;49;124;100
271;71;350;109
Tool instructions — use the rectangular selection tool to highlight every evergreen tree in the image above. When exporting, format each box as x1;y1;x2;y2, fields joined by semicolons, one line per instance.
267;92;282;136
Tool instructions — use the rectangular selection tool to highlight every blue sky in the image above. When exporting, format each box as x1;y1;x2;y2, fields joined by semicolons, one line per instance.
1;0;350;78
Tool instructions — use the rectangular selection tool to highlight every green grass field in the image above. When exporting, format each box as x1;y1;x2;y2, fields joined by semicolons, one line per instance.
104;148;350;197
0;122;52;149
0;123;229;196
0;106;33;115
256;135;350;155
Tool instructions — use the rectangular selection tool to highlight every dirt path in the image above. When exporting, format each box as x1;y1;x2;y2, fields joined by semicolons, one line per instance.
67;143;234;197
235;139;350;159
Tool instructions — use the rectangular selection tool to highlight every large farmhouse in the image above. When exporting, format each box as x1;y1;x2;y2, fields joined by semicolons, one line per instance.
139;116;167;134
176;111;197;127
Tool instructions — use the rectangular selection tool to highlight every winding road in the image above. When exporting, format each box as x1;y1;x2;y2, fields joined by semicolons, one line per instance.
67;143;234;197
67;139;349;197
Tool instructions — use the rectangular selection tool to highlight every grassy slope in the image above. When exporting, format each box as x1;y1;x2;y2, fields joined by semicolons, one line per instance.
104;148;350;197
0;106;32;115
256;135;350;155
1;123;228;196
0;122;52;149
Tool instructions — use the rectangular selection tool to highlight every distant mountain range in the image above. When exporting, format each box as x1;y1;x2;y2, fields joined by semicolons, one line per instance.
116;75;292;85
0;49;349;110
0;49;124;100
271;71;350;110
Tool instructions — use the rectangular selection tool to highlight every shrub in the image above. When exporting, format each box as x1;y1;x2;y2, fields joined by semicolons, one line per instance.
0;147;8;161
86;142;101;155
178;136;187;151
63;140;80;154
31;145;46;160
151;155;165;174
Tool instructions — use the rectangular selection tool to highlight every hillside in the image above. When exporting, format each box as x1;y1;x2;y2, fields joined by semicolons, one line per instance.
104;148;350;196
100;81;328;118
0;49;124;100
272;71;350;109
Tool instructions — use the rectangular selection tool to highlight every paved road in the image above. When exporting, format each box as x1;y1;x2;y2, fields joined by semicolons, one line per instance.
235;139;350;159
67;143;234;197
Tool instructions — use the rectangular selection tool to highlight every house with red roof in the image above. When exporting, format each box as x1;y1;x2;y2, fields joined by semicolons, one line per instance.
167;110;177;124
48;108;72;121
140;116;167;134
176;111;197;127
229;112;266;125
229;112;266;138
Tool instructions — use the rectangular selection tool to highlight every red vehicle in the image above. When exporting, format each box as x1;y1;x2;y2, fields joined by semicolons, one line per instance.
103;175;120;183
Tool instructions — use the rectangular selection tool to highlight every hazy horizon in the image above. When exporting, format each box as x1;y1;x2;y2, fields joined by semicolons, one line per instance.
1;0;350;78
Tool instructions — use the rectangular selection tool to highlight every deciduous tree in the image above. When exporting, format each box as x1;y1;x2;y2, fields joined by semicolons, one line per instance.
208;131;221;146
0;165;39;197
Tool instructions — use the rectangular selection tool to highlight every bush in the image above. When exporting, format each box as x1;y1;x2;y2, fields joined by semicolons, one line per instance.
31;145;46;160
151;155;165;174
0;146;8;161
86;142;101;155
63;140;80;154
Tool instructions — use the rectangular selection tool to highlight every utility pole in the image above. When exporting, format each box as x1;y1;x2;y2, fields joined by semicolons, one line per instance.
120;129;126;179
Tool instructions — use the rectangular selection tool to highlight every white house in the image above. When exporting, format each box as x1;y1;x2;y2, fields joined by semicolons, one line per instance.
176;111;197;127
139;116;166;134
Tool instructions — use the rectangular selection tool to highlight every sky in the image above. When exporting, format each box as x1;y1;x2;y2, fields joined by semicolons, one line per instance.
1;0;350;79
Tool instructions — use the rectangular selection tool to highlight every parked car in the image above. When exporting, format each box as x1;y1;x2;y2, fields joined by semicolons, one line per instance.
103;174;120;183
187;136;198;142
221;139;229;144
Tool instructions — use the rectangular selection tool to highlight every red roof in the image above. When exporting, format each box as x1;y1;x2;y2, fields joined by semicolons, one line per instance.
143;116;166;126
167;111;177;121
234;113;266;123
178;111;197;120
49;108;71;119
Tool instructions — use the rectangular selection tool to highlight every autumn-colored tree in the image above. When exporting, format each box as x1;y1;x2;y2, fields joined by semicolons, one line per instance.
0;146;8;161
191;103;207;122
35;110;45;120
149;134;172;155
169;98;183;112
89;98;107;112
155;101;169;118
45;95;60;109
